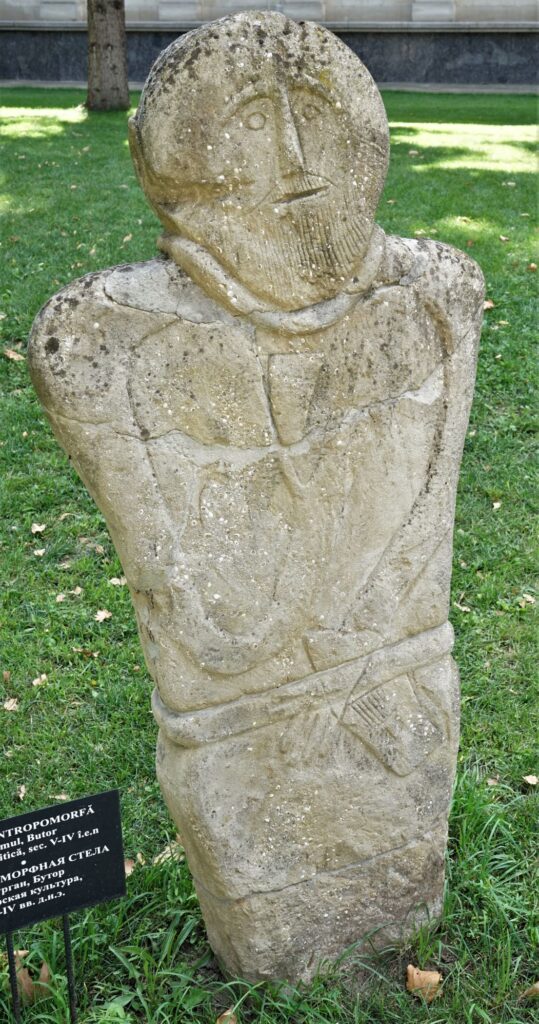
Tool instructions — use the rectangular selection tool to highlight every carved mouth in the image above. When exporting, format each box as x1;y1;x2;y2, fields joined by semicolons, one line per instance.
274;185;329;206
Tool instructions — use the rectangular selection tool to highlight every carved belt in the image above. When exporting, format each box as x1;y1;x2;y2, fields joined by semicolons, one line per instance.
152;622;454;754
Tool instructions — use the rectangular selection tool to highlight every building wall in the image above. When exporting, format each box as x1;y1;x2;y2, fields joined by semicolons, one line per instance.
1;1;536;84
0;0;536;24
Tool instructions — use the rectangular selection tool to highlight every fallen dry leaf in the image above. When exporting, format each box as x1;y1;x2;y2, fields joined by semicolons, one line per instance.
136;852;146;865
15;951;51;1005
109;576;127;586
52;793;69;801
406;964;442;1003
3;670;11;683
17;785;26;801
78;537;105;555
153;838;184;865
4;698;19;712
95;609;112;622
499;235;509;242
486;776;499;786
31;523;46;534
519;981;539;1000
523;775;538;786
483;299;495;310
69;586;83;596
56;593;66;603
14;951;29;983
4;348;25;362
32;674;47;687
492;501;502;510
122;233;133;243
216;1012;238;1024
33;548;46;557
72;647;99;658
124;858;136;877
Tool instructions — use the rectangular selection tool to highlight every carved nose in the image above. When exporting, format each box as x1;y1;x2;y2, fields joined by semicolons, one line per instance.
277;89;305;177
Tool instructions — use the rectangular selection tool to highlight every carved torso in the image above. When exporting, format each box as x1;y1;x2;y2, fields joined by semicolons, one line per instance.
30;233;483;708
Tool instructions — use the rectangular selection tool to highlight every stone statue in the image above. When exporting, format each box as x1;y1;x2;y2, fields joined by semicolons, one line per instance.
28;11;484;983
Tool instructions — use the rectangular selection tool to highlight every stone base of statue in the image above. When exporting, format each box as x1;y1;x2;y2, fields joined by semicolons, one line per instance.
155;627;458;981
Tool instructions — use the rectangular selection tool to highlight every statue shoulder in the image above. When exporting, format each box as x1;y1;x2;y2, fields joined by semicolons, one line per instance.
382;234;485;345
100;257;239;325
29;256;232;342
28;258;235;422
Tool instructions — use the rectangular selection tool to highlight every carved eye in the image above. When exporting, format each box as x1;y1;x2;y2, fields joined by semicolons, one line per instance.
302;104;322;121
246;112;266;131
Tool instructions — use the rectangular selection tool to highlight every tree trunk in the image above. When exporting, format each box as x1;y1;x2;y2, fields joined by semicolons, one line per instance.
87;0;129;111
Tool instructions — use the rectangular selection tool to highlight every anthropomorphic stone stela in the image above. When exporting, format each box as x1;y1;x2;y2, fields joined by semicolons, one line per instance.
29;12;484;983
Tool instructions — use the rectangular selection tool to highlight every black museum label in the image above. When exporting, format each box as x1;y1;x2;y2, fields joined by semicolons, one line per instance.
0;790;126;935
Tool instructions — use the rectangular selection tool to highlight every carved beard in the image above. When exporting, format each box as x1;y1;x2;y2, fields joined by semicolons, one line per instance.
179;189;371;310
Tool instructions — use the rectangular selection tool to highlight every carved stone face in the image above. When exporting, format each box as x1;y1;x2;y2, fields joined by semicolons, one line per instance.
130;12;389;311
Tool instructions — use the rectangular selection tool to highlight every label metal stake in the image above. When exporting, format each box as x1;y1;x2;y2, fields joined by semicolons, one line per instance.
63;915;77;1024
6;932;21;1023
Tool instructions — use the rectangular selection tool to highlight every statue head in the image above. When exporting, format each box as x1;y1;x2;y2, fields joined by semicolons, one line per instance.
129;11;389;312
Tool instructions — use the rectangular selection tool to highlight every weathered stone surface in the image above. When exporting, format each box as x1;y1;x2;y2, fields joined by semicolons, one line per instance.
28;10;484;983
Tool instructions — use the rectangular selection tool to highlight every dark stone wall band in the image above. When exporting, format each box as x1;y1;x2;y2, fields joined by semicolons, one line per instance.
0;29;537;86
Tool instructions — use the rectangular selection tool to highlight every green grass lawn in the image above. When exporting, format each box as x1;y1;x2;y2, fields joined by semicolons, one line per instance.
0;88;537;1022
